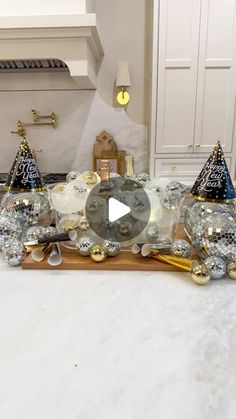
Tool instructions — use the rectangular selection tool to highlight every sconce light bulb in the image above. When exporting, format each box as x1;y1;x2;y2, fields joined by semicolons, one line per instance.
117;87;130;106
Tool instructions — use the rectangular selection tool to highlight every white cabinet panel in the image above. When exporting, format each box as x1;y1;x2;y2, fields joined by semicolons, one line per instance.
150;0;236;181
206;0;235;59
160;69;193;148
194;0;236;153
155;0;201;153
195;68;233;151
155;157;232;180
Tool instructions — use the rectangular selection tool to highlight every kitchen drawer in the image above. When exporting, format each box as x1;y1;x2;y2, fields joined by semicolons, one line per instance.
154;157;231;181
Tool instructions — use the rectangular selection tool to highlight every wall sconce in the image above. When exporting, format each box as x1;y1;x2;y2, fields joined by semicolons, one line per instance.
116;61;131;106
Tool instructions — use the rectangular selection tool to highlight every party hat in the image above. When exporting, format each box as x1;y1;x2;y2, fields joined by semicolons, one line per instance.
5;137;46;192
191;141;235;202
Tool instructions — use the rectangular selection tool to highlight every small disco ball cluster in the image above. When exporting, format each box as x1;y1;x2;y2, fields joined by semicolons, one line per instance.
0;190;54;267
75;236;121;262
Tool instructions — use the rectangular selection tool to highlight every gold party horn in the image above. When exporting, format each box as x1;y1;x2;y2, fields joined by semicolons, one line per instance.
152;254;192;272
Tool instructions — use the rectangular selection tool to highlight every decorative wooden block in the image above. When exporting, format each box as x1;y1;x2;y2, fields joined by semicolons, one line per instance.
93;130;126;176
22;225;193;271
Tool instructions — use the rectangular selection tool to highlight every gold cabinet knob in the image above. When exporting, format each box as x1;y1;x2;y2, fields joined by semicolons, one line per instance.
171;165;176;170
195;144;200;148
188;144;193;148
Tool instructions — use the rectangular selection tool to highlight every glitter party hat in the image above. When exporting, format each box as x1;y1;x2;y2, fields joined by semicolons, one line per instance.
191;141;235;202
5;137;46;192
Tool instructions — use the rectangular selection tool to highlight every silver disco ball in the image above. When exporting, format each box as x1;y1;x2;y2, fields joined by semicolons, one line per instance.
1;192;53;227
2;237;25;266
0;213;22;250
191;211;236;259
184;200;235;237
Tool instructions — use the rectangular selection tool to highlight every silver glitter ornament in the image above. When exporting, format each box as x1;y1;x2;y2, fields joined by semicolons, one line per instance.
24;225;45;241
171;239;191;258
145;223;160;243
135;173;151;186
227;261;236;279
0;213;22;250
66;171;80;183
204;256;226;279
2;237;25;266
43;226;57;237
104;240;121;257
1;192;52;227
160;190;183;210
191;211;236;259
184;200;234;237
166;181;186;195
75;236;95;256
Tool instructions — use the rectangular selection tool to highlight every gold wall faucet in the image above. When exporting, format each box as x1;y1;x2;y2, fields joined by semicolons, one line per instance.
11;109;57;137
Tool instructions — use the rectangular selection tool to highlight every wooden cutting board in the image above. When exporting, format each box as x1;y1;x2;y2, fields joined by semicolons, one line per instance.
22;225;191;271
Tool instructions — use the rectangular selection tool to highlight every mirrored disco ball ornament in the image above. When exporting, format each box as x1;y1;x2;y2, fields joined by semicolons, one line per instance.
191;211;236;259
24;225;45;241
204;256;226;279
1;192;52;227
160;190;183;210
2;237;25;266
75;236;95;256
104;240;121;257
145;223;160;242
171;239;191;258
0;213;22;250
184;200;235;237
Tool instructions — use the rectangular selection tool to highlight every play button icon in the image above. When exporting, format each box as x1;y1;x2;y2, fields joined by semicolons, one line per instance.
85;176;151;244
108;197;131;222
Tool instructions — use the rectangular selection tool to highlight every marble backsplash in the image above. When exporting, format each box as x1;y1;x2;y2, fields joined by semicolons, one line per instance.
0;91;148;175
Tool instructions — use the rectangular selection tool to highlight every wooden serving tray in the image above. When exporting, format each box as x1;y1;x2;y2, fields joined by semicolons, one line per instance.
22;225;190;271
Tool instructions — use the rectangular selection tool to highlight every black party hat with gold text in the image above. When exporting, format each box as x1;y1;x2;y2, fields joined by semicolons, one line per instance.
5;137;46;192
191;141;235;202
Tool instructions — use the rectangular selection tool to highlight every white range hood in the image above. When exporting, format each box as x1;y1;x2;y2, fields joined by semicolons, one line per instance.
0;14;104;89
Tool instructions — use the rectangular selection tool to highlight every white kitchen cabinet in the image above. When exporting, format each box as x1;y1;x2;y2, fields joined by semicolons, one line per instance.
154;156;231;181
150;0;236;180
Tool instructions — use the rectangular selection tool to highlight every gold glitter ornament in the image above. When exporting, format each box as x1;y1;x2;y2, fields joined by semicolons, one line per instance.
191;261;211;285
227;261;236;279
77;216;90;231
90;244;107;262
80;171;100;185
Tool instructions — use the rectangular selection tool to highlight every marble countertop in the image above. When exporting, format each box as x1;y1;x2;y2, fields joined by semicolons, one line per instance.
0;260;236;419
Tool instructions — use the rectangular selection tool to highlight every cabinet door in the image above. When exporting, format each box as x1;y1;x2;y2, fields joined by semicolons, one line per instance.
155;0;201;154
194;0;236;153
